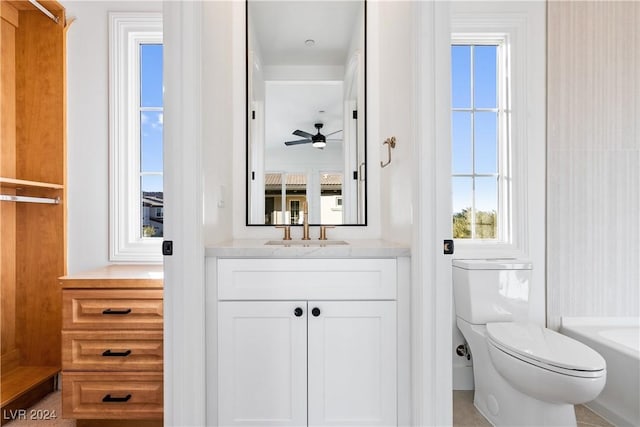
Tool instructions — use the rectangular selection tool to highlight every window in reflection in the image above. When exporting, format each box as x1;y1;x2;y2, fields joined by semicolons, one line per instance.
320;172;343;225
264;172;307;225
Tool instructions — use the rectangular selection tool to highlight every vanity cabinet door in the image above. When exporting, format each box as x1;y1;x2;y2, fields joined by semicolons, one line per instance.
218;301;308;426
307;301;397;426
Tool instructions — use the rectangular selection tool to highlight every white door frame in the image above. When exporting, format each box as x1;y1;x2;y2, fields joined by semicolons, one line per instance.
163;1;206;426
412;1;453;426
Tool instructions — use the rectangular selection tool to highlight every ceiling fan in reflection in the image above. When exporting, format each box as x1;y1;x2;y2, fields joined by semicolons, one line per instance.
284;123;342;149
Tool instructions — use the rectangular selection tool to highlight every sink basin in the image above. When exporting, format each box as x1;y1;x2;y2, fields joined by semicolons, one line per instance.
265;240;349;246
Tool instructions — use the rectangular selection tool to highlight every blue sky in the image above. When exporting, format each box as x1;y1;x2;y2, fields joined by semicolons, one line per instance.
140;44;164;193
451;44;498;215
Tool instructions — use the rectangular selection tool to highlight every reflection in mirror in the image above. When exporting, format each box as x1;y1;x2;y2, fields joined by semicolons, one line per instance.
246;0;366;226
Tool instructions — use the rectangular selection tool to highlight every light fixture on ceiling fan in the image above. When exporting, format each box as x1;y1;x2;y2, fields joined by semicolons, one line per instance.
284;123;342;149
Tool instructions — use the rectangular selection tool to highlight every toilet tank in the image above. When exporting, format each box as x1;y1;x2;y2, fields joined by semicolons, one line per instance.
452;259;532;325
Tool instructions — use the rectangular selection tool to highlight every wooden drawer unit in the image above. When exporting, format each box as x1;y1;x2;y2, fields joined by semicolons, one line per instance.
62;372;163;420
63;289;163;330
62;330;163;372
60;265;163;423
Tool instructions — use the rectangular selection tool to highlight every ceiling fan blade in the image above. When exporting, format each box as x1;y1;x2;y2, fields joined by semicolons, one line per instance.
293;129;314;138
284;139;312;146
326;139;343;142
325;129;343;137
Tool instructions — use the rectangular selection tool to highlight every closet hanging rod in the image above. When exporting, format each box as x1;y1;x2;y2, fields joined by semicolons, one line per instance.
28;0;59;24
0;194;60;204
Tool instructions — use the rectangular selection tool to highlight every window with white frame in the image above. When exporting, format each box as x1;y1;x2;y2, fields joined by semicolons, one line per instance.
109;13;163;261
451;36;510;242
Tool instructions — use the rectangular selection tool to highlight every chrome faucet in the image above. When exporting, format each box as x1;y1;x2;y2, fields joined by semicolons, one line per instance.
302;200;310;240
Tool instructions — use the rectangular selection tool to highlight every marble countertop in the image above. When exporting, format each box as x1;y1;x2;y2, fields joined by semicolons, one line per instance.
205;239;411;258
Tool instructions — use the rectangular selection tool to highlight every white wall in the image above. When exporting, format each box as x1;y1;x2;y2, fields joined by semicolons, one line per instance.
378;2;415;246
64;1;162;273
202;1;235;245
547;1;640;329
65;1;390;256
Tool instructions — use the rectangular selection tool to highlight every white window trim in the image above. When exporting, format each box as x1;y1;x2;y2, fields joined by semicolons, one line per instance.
109;12;163;262
451;12;538;259
452;36;509;243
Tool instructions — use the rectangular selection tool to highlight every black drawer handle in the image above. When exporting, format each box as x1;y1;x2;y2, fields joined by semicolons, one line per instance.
102;394;132;403
102;308;132;315
102;349;132;357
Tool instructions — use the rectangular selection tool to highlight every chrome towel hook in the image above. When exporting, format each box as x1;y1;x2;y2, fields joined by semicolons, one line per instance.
380;137;396;168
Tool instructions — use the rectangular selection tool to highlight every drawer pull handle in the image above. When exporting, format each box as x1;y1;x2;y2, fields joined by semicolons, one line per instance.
102;394;132;403
102;349;132;357
102;308;132;315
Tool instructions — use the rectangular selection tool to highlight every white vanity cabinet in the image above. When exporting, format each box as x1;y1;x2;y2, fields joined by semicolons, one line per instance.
216;258;399;427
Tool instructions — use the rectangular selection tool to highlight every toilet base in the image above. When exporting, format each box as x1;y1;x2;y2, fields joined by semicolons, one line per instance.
472;392;576;427
458;319;578;426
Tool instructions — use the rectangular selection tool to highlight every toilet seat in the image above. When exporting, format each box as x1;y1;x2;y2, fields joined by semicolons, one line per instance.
486;322;606;379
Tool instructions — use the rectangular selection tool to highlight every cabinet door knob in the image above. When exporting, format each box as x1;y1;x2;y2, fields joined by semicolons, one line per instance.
294;307;303;317
312;307;321;317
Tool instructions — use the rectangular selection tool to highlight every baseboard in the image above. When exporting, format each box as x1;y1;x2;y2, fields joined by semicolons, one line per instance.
585;401;634;427
453;365;474;390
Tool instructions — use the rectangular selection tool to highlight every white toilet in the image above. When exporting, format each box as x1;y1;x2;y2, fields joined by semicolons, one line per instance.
453;259;606;426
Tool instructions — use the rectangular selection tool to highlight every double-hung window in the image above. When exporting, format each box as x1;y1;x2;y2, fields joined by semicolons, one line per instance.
109;13;163;261
451;36;510;242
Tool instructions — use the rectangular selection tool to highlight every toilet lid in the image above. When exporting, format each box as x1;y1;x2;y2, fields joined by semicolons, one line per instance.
486;322;606;375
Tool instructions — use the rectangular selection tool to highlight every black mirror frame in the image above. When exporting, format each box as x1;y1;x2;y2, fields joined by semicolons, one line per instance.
245;0;367;227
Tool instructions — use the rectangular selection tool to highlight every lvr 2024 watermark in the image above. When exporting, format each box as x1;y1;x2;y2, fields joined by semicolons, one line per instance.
3;409;57;421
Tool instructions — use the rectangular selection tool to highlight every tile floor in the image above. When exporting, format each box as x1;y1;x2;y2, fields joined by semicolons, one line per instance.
4;389;616;427
453;390;615;427
3;392;74;427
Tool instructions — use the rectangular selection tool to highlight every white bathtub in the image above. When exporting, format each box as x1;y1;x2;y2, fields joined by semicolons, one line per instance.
561;317;640;427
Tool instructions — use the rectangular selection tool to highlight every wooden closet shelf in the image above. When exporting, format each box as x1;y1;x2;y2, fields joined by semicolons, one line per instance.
0;366;59;407
0;177;64;190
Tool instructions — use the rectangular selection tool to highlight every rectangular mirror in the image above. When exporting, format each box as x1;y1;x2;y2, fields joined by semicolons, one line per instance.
246;0;366;226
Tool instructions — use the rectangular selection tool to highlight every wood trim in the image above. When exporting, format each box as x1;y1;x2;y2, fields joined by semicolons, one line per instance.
1;8;17;180
15;10;65;184
8;0;63;12
0;177;64;189
59;265;163;289
0;366;59;407
7;0;64;26
0;350;21;373
61;279;162;289
1;2;19;27
0;375;55;426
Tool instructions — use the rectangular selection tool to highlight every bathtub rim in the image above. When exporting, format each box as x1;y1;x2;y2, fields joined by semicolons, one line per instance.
560;317;640;360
